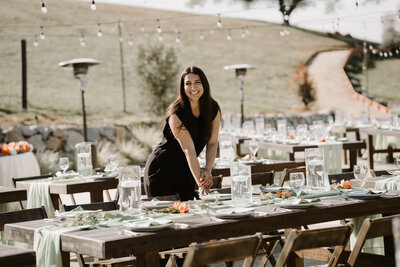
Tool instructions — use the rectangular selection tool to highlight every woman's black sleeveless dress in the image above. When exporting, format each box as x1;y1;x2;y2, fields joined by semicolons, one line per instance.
144;102;219;201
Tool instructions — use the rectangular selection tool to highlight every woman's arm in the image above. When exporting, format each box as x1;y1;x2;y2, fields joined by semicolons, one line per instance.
169;114;203;187
204;110;221;179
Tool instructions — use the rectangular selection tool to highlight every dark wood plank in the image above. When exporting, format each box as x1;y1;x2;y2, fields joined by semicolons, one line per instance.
0;244;36;267
0;186;27;204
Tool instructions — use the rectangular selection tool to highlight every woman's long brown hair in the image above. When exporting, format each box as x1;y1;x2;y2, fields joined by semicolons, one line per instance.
164;66;218;145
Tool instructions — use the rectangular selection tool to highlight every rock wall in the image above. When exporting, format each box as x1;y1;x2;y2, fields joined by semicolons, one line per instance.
1;125;116;153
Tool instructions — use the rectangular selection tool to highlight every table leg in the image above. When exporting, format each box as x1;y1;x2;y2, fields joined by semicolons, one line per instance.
348;149;357;172
367;135;374;170
50;194;60;210
289;153;295;161
61;251;70;267
90;191;104;203
287;252;304;267
136;251;160;267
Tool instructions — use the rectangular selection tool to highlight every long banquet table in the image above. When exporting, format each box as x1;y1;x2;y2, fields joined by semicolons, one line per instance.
5;191;400;267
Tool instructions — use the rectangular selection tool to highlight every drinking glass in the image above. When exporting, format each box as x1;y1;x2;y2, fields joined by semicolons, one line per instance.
59;157;69;174
119;166;141;214
106;154;119;173
353;165;368;188
248;140;258;158
230;164;252;205
396;154;400;169
289;172;305;198
75;142;92;177
305;148;325;191
277;119;287;139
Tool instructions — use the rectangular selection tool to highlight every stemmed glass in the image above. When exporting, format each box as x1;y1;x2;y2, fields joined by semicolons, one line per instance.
59;157;69;174
248;140;258;159
353;165;368;188
289;172;305;199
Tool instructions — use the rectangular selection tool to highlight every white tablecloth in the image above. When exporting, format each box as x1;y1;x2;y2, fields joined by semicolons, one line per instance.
0;152;40;187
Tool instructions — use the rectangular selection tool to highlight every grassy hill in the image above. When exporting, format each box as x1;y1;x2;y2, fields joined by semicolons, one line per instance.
0;0;355;125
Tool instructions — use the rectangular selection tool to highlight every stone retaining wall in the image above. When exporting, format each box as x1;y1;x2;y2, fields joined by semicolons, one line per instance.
0;125;116;153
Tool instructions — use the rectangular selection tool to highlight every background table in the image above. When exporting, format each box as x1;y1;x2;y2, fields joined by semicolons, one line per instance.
0;152;40;187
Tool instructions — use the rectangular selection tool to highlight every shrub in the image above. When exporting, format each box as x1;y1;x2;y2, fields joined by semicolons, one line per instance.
287;65;316;108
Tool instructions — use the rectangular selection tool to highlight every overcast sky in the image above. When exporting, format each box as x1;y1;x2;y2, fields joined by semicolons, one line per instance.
95;0;400;43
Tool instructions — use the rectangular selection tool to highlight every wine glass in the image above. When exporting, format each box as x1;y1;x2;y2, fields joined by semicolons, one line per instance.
248;140;258;159
289;172;305;199
353;165;368;188
59;157;69;174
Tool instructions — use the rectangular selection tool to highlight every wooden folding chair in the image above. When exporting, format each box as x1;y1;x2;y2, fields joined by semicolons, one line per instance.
182;233;264;267
0;244;36;267
346;215;397;267
12;173;76;209
0;207;47;231
63;201;118;212
252;171;274;186
279;167;306;187
275;224;353;267
370;170;390;177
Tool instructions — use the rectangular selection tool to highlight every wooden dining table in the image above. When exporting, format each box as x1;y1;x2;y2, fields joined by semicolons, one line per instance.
0;186;27;204
5;191;400;267
250;140;366;172
15;176;118;210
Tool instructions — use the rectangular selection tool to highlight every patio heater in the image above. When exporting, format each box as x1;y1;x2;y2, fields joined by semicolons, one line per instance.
224;64;256;126
58;58;100;141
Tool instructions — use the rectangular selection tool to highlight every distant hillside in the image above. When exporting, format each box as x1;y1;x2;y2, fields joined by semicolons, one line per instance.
0;0;350;124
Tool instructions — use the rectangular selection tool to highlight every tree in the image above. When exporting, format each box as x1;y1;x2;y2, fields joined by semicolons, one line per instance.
136;42;180;116
287;65;315;108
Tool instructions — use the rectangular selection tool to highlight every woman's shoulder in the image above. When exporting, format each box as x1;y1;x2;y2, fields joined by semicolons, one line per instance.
211;100;220;119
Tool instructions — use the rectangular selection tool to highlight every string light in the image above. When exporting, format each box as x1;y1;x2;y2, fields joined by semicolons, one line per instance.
140;26;145;32
355;1;359;8
33;35;38;46
217;13;222;28
241;28;246;38
372;49;377;54
334;17;340;30
383;52;388;57
157;33;163;42
90;0;96;11
379;52;383;57
388;51;393;56
39;26;45;40
210;29;214;35
226;28;232;40
41;1;47;14
156;19;162;33
175;31;181;43
199;31;204;40
128;34;134;46
283;11;289;22
245;27;250;35
79;33;86;47
97;23;103;38
395;49;399;54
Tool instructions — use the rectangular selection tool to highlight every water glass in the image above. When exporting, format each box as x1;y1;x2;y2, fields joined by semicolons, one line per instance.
230;164;252;205
353;165;368;188
255;117;265;134
248;139;258;158
305;148;325;191
105;154;119;173
296;124;308;141
119;166;141;214
277;119;287;139
75;142;92;177
289;172;305;198
219;134;236;161
59;157;69;174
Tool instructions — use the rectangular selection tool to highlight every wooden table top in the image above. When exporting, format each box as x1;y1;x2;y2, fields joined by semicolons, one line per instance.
5;192;400;263
0;186;27;204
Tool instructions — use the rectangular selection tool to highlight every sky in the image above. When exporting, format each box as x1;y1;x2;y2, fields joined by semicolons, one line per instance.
95;0;400;43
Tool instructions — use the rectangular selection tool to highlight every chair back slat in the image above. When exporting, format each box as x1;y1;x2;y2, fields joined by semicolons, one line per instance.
183;233;263;267
252;171;274;186
328;172;355;184
370;170;390;177
0;207;47;231
0;244;36;267
276;224;353;267
279;167;306;187
12;174;52;188
63;201;118;212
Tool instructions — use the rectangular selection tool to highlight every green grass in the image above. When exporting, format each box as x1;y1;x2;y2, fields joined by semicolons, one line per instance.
0;0;361;125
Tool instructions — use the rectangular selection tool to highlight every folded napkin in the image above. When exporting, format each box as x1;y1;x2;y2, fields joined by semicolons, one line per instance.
375;176;400;190
319;142;343;174
301;190;341;199
27;181;55;218
259;185;292;193
128;219;173;228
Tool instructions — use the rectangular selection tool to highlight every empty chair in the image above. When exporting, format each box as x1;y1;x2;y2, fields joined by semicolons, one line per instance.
275;224;353;267
346;215;398;267
0;244;36;267
0;207;47;231
328;172;355;185
181;233;263;267
63;201;118;212
279;167;306;187
252;171;274;186
370;170;391;177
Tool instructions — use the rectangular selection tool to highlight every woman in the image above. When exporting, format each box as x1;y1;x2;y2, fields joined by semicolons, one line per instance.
144;66;221;201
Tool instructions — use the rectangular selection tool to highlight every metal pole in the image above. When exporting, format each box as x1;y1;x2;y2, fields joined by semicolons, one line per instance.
79;79;88;142
239;76;244;126
118;20;127;113
21;39;27;109
362;40;370;120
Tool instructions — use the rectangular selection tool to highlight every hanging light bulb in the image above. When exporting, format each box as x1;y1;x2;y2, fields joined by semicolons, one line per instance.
175;31;181;43
33;35;39;47
39;26;45;40
226;29;231;41
79;34;86;47
128;34;133;46
334;17;340;30
388;51;393;56
90;0;96;11
140;26;145;32
395;49;399;54
372;49;377;54
283;11;289;22
355;1;359;7
241;29;246;39
210;29;214;35
156;19;162;33
280;29;285;36
245;27;250;35
157;33;163;42
383;52;388;57
368;45;373;50
199;32;204;40
284;29;290;35
217;13;222;28
41;1;47;13
379;52;383;57
97;23;103;38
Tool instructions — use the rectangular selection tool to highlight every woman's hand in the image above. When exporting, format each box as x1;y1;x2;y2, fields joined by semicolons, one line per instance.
200;170;213;189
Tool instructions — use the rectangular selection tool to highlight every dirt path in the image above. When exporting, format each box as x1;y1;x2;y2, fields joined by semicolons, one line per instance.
308;50;390;118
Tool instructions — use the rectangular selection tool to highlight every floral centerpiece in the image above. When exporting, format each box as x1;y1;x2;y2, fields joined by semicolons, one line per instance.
330;179;352;190
0;141;34;156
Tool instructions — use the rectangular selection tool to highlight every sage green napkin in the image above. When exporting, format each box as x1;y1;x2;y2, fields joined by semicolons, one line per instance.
27;181;55;218
301;190;341;199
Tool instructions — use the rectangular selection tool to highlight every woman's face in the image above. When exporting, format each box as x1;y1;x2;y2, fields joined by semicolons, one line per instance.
184;73;204;103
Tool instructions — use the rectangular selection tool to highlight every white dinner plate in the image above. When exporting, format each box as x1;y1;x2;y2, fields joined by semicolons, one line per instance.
124;219;173;232
213;208;254;219
141;201;174;210
347;192;382;200
200;193;231;201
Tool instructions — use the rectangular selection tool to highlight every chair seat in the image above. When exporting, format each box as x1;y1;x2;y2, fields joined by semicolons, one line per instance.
0;244;36;267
